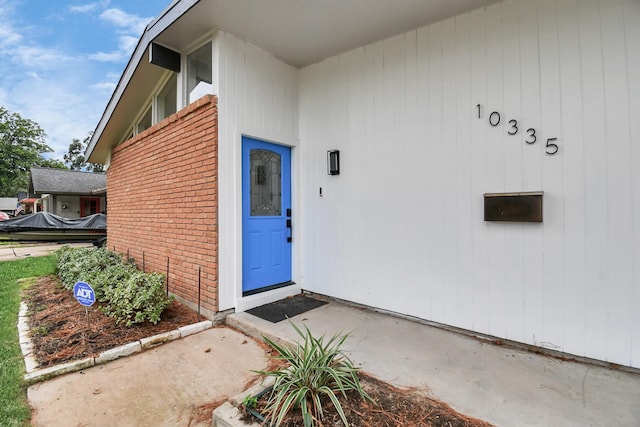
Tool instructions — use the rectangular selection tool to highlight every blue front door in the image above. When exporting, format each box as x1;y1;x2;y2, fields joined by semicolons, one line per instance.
242;137;292;295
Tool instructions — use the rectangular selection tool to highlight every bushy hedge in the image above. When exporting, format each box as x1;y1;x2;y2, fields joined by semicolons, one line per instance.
55;246;173;327
56;247;123;300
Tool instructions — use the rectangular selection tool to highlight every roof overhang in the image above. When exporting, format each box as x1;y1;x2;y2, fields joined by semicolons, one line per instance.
86;0;498;163
19;198;40;204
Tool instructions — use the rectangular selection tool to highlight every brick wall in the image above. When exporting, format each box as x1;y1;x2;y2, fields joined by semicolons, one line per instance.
107;95;219;314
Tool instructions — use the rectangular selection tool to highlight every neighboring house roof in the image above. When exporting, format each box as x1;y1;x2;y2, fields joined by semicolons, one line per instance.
29;168;106;196
86;0;497;164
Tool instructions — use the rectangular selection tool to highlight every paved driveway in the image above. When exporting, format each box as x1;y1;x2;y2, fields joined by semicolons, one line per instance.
0;242;92;262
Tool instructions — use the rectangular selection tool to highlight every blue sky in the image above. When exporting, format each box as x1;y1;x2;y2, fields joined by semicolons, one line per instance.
0;0;169;161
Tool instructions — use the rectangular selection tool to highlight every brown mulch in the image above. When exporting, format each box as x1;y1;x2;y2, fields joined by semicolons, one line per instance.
24;275;200;368
25;275;493;426
240;372;493;427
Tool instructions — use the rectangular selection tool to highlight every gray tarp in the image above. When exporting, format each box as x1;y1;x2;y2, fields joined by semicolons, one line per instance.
0;212;106;232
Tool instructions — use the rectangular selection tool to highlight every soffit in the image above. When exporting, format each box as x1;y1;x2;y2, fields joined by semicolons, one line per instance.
154;0;498;68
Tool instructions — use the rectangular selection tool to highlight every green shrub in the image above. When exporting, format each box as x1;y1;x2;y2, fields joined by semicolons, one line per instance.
102;270;171;327
255;321;372;427
55;246;124;300
55;246;172;327
86;263;133;302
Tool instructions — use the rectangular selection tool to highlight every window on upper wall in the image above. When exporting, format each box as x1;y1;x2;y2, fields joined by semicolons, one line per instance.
137;106;152;134
157;74;177;122
187;41;212;104
122;73;177;143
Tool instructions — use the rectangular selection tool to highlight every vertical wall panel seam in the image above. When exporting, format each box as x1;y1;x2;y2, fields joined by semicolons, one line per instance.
595;0;611;360
621;0;638;367
577;0;589;358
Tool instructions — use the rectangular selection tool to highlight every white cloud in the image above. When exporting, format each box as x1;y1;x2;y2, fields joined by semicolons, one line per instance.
100;8;152;36
83;8;153;63
90;81;116;92
88;51;123;62
6;75;104;160
0;1;22;49
69;4;98;13
68;1;110;14
0;5;69;69
89;33;140;63
91;71;121;95
0;23;22;48
118;34;140;52
13;46;73;68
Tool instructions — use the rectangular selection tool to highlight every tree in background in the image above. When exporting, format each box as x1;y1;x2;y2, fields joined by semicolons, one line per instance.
64;132;104;172
0;106;65;197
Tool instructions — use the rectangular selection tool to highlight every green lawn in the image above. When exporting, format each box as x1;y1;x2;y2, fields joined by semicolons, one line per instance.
0;255;56;426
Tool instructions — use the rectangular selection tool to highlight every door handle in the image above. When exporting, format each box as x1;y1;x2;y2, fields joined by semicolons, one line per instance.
286;210;292;243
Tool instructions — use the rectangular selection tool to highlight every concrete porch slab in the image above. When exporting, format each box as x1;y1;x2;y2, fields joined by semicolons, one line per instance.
227;297;640;427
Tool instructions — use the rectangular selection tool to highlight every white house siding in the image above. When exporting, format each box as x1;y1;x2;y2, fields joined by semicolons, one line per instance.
214;30;299;310
0;197;17;212
298;0;640;368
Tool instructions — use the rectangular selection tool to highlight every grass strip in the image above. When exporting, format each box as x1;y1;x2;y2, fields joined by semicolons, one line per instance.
0;255;56;426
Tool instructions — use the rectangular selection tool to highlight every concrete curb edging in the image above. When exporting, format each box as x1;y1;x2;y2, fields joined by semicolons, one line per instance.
213;376;275;427
18;302;38;373
24;357;95;384
94;341;142;365
213;403;253;427
179;320;213;337
21;316;214;385
140;329;181;349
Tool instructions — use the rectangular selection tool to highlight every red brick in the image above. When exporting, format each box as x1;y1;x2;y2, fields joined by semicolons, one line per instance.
108;96;219;313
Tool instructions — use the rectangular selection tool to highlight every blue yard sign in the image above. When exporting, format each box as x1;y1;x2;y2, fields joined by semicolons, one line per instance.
73;281;96;307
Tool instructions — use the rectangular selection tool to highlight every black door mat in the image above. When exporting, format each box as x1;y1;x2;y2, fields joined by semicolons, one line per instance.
246;295;328;323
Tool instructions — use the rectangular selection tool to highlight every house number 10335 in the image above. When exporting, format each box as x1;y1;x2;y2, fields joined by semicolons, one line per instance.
476;104;559;155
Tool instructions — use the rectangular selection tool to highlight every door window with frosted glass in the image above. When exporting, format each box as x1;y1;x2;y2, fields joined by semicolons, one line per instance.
250;149;281;217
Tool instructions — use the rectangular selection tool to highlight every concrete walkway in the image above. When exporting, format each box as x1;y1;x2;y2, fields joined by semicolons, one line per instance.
28;327;267;427
227;298;640;427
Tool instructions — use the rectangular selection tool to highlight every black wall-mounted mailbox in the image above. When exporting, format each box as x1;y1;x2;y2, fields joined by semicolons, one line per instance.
484;192;543;222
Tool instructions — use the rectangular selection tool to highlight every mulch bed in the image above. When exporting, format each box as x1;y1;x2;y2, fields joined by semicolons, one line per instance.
241;372;493;427
24;275;200;368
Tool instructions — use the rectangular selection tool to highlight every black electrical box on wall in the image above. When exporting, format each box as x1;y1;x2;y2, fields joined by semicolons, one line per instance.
483;192;543;223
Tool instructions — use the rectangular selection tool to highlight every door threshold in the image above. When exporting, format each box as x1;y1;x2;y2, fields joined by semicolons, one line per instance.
243;281;295;297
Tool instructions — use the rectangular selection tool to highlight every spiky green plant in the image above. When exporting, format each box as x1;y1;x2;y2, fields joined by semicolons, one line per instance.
255;321;372;427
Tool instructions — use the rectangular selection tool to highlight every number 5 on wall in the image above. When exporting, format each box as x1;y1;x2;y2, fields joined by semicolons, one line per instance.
546;138;559;155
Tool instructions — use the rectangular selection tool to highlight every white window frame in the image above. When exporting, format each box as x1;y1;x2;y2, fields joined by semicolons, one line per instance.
184;39;213;105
